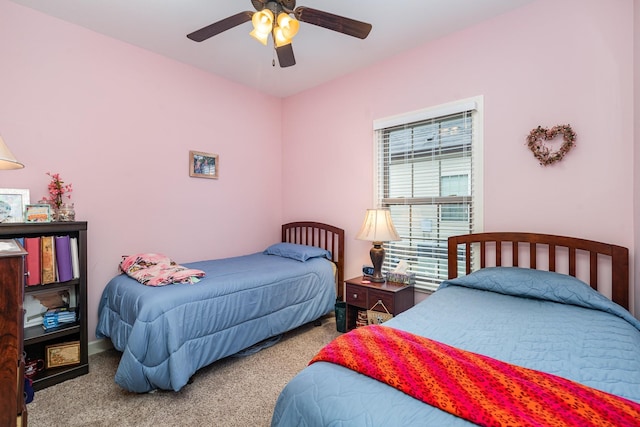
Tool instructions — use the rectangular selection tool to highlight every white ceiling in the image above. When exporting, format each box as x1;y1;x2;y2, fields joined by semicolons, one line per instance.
10;0;536;98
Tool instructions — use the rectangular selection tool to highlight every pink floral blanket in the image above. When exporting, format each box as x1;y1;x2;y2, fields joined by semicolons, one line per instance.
119;253;205;286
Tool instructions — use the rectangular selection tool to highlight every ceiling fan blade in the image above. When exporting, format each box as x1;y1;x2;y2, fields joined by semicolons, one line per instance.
187;11;253;42
294;7;372;39
276;44;296;68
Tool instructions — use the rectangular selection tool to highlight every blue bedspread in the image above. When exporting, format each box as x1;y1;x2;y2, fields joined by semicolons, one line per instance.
271;267;640;426
96;252;336;393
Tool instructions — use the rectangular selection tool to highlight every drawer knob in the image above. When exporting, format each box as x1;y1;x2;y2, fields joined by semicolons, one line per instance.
353;293;358;299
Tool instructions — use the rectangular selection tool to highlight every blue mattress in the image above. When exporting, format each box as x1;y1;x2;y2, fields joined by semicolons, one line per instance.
271;267;640;426
96;252;336;392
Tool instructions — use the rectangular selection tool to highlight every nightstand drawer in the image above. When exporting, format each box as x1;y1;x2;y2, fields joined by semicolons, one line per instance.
346;284;367;307
369;289;394;313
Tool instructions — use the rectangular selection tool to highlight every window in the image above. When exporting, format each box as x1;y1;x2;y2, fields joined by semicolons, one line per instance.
373;98;482;291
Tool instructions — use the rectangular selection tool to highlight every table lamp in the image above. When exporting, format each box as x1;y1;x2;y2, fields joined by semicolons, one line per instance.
0;136;24;169
356;208;401;282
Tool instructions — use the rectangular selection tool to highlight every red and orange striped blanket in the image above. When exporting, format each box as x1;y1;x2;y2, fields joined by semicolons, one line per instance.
309;325;640;427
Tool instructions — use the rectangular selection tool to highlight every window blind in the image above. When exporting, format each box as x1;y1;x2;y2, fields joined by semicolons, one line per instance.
374;101;480;291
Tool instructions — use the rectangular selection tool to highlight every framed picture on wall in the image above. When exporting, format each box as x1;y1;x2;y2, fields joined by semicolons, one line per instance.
0;188;30;223
189;150;219;179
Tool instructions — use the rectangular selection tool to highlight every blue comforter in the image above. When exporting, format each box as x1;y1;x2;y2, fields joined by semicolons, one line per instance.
271;267;640;426
96;252;336;393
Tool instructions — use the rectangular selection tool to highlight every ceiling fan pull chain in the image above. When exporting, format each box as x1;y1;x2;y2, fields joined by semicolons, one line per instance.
272;47;276;67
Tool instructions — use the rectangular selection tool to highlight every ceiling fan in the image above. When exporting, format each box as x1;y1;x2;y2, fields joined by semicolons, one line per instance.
187;0;372;68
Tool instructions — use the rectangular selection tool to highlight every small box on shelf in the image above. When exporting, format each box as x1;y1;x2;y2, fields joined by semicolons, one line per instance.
45;341;81;369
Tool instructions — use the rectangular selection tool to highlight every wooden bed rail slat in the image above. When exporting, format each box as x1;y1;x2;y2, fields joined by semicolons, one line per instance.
465;242;471;274
448;232;629;309
589;252;598;291
530;242;536;269
567;247;575;276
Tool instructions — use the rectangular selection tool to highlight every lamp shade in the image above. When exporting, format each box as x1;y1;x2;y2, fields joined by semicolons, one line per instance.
250;9;274;45
356;209;401;243
0;136;24;170
272;26;291;47
277;13;299;39
250;28;270;45
252;9;274;33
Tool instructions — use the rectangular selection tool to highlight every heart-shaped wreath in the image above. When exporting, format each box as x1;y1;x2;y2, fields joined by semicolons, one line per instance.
526;124;576;166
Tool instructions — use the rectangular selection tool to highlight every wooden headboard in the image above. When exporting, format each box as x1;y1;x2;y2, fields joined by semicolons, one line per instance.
447;232;630;309
282;222;345;301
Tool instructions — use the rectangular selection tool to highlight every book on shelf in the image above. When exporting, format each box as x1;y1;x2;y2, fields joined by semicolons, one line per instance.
55;235;73;282
41;236;56;284
43;308;75;320
70;236;80;279
20;233;79;286
42;307;77;330
24;236;42;286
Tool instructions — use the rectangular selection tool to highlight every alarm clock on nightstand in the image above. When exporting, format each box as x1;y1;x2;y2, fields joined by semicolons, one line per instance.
362;265;375;277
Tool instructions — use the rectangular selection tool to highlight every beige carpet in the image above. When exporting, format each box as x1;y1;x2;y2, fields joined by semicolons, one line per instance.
26;315;340;427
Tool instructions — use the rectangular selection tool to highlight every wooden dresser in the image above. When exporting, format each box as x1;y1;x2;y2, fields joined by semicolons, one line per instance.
0;239;28;427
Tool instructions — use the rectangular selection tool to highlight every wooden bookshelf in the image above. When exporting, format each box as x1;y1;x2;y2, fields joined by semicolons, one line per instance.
0;221;88;390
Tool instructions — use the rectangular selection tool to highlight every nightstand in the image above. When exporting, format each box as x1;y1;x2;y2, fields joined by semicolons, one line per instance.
344;276;414;331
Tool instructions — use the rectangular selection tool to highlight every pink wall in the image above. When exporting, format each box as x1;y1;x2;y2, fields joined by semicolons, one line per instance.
0;0;284;340
1;0;637;347
282;0;637;313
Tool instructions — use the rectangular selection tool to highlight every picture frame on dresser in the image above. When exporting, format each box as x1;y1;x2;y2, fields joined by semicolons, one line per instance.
25;203;52;223
0;238;22;252
0;188;30;223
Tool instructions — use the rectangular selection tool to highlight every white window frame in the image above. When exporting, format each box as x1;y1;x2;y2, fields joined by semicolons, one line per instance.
372;96;484;291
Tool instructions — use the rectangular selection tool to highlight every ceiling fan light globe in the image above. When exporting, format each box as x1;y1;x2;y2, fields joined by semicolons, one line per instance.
250;28;270;45
251;9;274;33
277;13;299;39
273;27;292;47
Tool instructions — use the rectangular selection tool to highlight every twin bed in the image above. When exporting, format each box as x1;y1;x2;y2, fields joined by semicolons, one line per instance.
272;232;640;426
96;221;344;393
